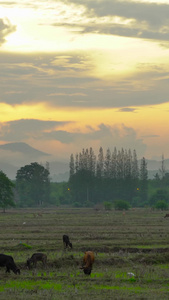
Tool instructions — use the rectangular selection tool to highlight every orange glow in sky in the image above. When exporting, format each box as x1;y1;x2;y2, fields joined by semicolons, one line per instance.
0;0;169;163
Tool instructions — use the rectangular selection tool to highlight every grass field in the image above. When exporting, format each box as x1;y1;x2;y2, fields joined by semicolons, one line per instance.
1;207;169;299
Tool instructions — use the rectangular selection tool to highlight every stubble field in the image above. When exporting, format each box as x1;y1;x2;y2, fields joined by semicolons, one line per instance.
0;207;169;299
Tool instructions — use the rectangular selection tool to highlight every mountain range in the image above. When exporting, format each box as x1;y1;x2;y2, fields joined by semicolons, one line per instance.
0;142;168;181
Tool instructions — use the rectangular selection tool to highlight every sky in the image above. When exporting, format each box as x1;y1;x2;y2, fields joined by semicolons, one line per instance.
0;0;169;166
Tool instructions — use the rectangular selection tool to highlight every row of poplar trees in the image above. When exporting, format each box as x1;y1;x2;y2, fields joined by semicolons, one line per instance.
68;147;148;207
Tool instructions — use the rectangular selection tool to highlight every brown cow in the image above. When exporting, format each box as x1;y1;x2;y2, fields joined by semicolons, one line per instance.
164;214;169;218
27;253;47;269
81;251;95;275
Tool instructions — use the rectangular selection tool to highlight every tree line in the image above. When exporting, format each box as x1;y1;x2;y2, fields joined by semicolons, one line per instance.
1;147;169;211
68;147;148;207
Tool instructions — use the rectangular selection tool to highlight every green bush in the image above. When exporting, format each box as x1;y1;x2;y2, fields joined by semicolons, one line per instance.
149;189;169;206
104;201;112;211
155;200;168;210
114;200;130;210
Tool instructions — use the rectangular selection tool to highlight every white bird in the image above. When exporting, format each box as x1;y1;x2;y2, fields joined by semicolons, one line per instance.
23;222;26;225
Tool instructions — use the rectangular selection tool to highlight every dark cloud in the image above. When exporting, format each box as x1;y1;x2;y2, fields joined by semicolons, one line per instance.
0;52;96;105
79;24;169;41
38;123;146;157
0;52;169;108
82;0;169;26
0;119;146;157
118;108;137;112
0;18;16;45
63;0;168;25
56;0;169;41
0;119;71;142
43;130;77;143
52;21;169;42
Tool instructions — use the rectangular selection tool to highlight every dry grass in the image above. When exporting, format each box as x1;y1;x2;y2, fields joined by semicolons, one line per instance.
0;207;169;299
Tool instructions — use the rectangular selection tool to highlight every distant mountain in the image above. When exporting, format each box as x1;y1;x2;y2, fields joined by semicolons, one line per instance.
0;142;69;181
144;159;164;170
0;142;50;157
138;158;169;171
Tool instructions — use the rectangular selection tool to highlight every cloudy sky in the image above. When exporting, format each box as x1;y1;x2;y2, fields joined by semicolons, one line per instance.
0;0;169;165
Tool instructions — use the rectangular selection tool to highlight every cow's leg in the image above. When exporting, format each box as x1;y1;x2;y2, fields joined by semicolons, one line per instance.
63;242;67;250
6;266;10;273
43;258;46;267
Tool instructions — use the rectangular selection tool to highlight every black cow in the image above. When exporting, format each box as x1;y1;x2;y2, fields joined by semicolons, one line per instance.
63;235;72;249
27;253;47;269
0;254;20;274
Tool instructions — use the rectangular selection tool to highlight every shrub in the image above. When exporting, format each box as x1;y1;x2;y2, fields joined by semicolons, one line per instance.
104;201;112;211
155;200;168;210
114;200;130;210
149;189;169;206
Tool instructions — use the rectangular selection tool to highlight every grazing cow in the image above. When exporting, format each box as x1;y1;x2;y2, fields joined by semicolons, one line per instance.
0;254;20;275
164;214;169;218
81;251;95;275
63;235;72;249
27;253;47;269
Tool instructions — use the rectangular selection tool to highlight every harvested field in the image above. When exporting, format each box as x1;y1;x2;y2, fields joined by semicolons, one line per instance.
0;207;169;299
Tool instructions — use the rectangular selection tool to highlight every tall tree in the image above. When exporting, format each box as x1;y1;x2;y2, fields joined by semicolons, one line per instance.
69;154;75;178
75;153;79;173
110;147;117;179
132;149;139;180
96;147;104;178
0;170;15;212
124;149;132;179
116;149;124;179
79;149;88;171
104;148;111;178
16;162;50;207
139;157;148;203
159;154;166;182
88;147;96;174
68;146;140;207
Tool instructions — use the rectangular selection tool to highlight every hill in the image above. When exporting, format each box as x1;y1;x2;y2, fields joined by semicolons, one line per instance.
0;142;50;158
0;142;68;181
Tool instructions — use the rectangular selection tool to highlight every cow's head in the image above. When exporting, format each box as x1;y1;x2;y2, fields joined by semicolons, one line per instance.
69;242;73;249
83;267;92;275
16;268;20;275
12;267;20;275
